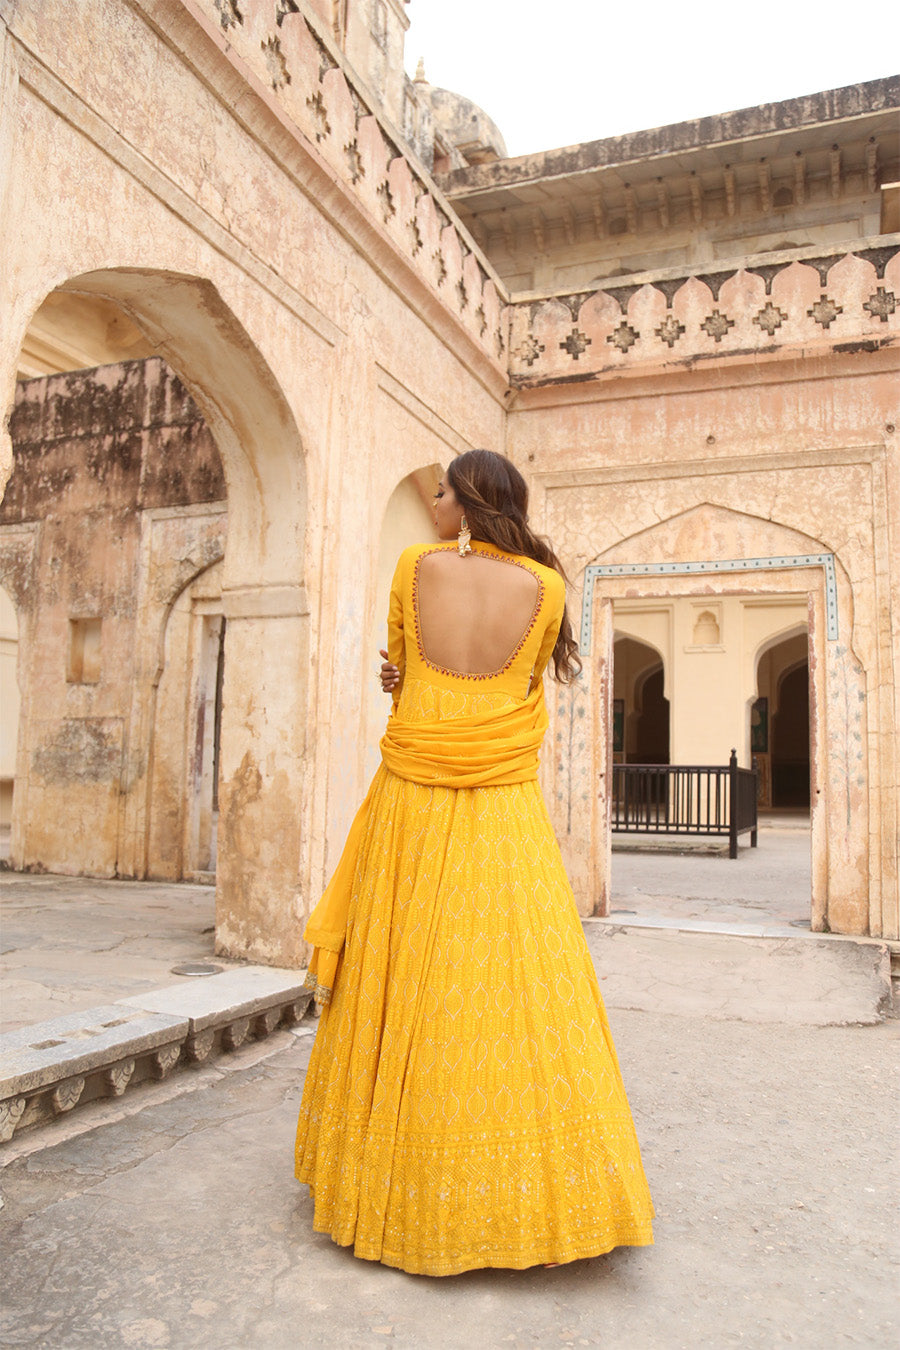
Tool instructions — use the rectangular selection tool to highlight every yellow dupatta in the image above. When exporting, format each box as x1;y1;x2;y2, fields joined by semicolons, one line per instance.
302;682;548;1004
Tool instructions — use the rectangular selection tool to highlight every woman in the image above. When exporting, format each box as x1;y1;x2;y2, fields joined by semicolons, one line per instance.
295;449;654;1275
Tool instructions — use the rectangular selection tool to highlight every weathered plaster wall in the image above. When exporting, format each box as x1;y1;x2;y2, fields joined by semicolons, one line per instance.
0;0;507;966
511;329;899;936
0;358;226;876
2;1;896;958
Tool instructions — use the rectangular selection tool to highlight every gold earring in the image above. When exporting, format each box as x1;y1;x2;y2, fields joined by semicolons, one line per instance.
457;514;472;557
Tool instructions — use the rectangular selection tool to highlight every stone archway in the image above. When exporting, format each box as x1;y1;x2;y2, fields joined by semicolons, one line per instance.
612;633;669;765
1;269;311;966
571;502;870;935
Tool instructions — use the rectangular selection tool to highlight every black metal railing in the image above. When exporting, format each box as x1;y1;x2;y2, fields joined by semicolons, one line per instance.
612;750;758;858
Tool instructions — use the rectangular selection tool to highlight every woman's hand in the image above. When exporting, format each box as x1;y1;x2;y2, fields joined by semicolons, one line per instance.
379;649;401;694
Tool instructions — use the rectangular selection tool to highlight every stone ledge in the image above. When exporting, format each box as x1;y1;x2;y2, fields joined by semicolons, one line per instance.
0;967;312;1144
583;924;892;1026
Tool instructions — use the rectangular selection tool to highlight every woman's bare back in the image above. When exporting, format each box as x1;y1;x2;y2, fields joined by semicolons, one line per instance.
415;549;540;677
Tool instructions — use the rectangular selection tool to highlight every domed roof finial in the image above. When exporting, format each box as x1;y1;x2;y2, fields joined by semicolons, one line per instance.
414;57;427;84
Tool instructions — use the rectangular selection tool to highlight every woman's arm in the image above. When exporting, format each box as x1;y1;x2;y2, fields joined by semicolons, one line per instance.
531;573;566;685
382;553;407;702
379;649;400;693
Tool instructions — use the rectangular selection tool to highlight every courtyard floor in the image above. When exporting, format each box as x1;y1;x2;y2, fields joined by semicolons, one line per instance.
1;828;897;1348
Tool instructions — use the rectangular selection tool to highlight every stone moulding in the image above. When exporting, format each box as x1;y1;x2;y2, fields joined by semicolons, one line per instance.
0;970;314;1144
580;554;839;655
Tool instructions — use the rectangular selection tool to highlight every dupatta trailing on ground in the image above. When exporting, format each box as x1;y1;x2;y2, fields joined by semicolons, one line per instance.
303;684;549;1004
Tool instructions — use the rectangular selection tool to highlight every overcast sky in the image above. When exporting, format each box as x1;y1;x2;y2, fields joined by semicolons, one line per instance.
404;1;898;158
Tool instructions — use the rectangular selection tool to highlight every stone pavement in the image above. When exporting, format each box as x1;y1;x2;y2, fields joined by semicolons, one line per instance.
1;1000;896;1348
0;876;243;1033
1;850;898;1348
2;824;812;1032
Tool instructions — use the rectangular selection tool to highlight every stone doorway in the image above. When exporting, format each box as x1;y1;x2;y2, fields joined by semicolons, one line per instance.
147;563;226;882
612;635;670;766
594;563;822;932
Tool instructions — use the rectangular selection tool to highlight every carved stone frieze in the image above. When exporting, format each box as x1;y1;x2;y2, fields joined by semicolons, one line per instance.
701;309;735;342
306;91;330;142
655;315;685;348
261;35;291;91
753;302;788;337
747;263;791;295
607;322;639;353
808;295;843;328
376;180;395;221
213;0;242;30
863;287;897;321
560;328;591;359
344;140;364;184
275;0;300;26
515;335;544;366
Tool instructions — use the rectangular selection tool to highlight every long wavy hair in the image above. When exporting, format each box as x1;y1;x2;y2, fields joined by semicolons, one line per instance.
446;449;582;683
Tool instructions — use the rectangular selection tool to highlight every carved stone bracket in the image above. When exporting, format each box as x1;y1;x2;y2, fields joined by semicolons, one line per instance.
281;996;312;1026
151;1045;182;1080
0;1097;26;1143
254;1008;282;1038
104;1059;136;1097
51;1078;85;1114
222;1018;251;1051
185;1029;216;1063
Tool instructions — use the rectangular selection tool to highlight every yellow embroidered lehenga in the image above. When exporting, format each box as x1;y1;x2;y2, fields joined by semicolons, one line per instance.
295;541;654;1275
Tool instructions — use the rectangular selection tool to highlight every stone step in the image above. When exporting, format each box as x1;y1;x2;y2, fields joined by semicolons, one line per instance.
584;921;893;1026
0;967;312;1144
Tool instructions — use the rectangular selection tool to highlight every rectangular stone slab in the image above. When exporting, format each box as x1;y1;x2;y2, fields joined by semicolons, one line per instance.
0;1005;189;1096
117;966;308;1031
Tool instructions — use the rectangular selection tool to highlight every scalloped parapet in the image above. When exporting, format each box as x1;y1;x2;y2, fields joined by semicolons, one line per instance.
508;238;900;387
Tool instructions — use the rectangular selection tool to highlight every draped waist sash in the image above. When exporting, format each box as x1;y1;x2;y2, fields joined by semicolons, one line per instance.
303;685;548;1003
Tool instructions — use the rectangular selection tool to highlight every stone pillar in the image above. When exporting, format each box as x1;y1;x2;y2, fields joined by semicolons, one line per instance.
214;586;310;968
